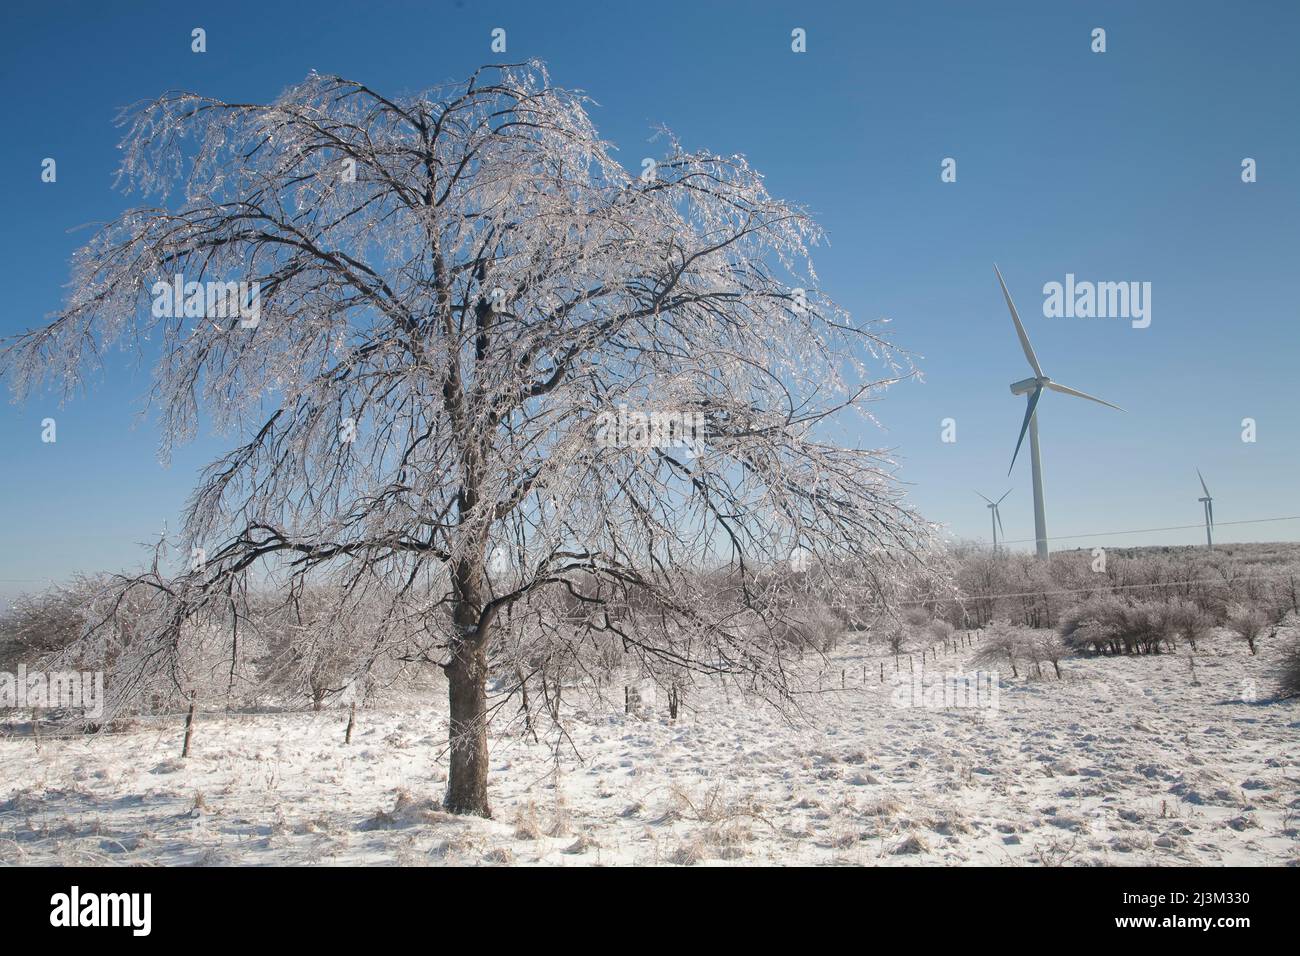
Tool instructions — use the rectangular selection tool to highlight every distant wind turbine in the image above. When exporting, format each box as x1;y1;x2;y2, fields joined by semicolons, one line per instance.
1197;469;1215;550
994;265;1125;560
977;489;1012;552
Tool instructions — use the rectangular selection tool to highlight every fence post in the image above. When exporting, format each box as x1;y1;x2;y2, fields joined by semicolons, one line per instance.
345;702;356;744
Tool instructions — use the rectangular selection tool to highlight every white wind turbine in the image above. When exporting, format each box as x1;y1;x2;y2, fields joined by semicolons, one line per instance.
977;489;1012;552
1197;469;1215;550
995;265;1125;559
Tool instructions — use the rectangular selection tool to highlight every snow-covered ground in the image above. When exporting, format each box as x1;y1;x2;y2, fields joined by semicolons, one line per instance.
2;629;1296;866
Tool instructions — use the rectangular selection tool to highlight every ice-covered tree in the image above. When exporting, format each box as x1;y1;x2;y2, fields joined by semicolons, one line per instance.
2;62;935;815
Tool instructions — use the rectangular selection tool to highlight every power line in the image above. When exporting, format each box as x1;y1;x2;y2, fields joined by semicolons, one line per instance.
965;514;1300;548
837;567;1300;610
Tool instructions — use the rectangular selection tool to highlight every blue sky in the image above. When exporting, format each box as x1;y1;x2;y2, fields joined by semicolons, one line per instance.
2;0;1297;596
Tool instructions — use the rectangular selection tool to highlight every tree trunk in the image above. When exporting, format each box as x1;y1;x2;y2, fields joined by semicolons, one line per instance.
181;699;197;758
445;646;491;817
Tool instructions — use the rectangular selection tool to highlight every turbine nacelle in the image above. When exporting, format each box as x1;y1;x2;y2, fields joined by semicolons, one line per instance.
1010;376;1049;396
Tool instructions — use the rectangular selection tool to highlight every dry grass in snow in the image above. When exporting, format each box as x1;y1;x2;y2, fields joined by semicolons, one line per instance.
2;629;1297;866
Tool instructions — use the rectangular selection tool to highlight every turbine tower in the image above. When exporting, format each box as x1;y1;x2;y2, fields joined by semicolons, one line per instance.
1197;469;1215;550
995;265;1125;560
977;489;1012;552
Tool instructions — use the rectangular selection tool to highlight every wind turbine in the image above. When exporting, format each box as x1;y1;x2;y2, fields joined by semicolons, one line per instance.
994;265;1125;559
977;489;1012;552
1197;469;1214;550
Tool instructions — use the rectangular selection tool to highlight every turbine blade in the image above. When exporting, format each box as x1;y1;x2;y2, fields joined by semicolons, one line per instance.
1008;386;1042;475
996;507;1005;537
1197;468;1210;498
996;488;1013;505
994;264;1044;378
1044;380;1125;412
976;491;994;504
1208;498;1214;527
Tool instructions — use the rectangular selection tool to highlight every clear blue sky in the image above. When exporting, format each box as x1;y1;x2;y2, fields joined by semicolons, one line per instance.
2;0;1297;597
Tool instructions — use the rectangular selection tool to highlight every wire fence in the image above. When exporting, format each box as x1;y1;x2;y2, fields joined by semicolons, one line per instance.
0;705;362;741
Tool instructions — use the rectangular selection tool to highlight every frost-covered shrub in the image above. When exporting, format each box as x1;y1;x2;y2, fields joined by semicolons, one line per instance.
1027;631;1068;679
979;623;1065;680
1123;601;1173;654
952;542;1300;633
1225;603;1269;656
885;625;908;659
769;600;842;654
1268;574;1300;622
972;620;1033;678
0;586;85;671
1058;594;1129;654
1152;597;1215;651
902;607;931;629
927;619;955;646
797;602;844;653
1058;595;1191;655
0;575;160;677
